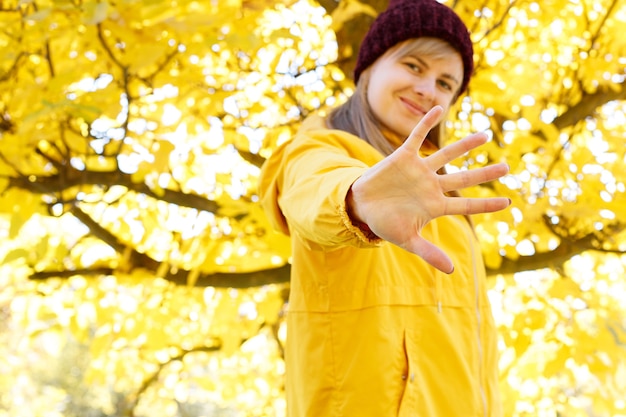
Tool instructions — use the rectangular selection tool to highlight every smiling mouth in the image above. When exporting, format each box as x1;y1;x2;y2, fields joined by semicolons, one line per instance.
400;98;427;116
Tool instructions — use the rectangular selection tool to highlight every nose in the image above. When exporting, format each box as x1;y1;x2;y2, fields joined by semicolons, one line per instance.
413;77;436;101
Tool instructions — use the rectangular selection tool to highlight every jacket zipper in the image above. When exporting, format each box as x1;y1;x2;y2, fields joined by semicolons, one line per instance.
432;221;443;314
468;227;488;417
436;273;442;313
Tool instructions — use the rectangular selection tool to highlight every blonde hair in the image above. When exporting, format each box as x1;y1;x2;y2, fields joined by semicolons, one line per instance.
328;37;462;156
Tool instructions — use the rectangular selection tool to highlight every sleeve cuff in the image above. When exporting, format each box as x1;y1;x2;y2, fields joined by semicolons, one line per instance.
339;203;383;246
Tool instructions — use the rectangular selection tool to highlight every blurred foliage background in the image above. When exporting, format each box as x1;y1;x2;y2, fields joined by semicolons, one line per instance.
0;0;625;416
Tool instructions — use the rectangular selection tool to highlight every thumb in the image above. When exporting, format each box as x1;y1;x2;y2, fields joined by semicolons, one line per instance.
405;236;454;274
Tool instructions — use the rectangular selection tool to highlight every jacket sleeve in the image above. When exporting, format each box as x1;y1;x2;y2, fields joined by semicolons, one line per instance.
259;124;383;250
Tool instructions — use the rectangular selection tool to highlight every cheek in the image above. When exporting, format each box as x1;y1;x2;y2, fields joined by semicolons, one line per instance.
435;95;455;113
367;65;393;103
366;80;385;117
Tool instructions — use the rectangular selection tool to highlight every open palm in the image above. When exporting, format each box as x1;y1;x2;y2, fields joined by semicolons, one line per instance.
348;106;511;273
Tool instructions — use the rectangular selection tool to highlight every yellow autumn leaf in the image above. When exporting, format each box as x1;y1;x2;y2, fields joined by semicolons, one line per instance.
82;1;109;25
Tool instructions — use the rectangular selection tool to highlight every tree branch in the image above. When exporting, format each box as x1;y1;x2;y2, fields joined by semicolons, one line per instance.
8;167;222;214
553;82;626;130
28;204;292;288
486;234;624;276
29;264;291;288
129;343;222;417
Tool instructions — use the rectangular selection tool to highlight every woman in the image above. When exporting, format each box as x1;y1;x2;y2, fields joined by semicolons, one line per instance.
259;0;510;415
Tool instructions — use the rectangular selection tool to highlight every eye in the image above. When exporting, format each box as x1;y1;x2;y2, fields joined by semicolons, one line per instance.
438;79;453;91
403;59;421;73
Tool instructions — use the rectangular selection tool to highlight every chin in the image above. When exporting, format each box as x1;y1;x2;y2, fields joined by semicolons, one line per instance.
398;121;417;138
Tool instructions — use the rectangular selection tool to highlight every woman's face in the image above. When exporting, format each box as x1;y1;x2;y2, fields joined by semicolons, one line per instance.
366;41;463;140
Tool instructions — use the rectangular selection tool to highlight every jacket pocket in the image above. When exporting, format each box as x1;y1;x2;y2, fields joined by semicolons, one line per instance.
398;329;420;416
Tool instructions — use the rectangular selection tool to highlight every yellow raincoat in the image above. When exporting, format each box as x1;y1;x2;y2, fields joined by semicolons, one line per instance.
259;114;503;417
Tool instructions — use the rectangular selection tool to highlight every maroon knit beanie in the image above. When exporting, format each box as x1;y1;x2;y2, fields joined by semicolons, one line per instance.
354;0;474;95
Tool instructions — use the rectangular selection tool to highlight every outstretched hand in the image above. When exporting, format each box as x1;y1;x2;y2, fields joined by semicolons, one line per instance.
347;105;511;274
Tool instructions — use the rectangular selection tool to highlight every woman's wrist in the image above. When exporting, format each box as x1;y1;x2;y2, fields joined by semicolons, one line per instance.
346;183;378;239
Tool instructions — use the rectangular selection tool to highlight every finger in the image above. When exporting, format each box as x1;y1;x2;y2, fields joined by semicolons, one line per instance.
443;196;512;216
425;132;488;171
401;106;444;153
439;163;509;193
404;236;454;274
